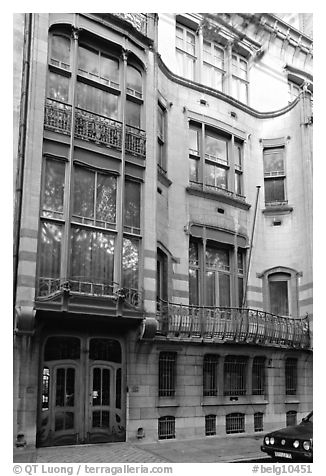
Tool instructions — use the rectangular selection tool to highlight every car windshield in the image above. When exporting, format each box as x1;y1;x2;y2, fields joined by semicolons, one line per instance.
302;412;313;423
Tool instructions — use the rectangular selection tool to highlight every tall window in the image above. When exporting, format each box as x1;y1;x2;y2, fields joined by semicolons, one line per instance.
237;250;245;307
189;240;200;305
202;40;225;91
252;357;266;395
122;237;139;291
175;24;196;80
188;122;245;199
203;354;219;396
205;244;231;307
159;352;176;397
224;356;248;396
157;104;166;173
268;273;290;316
231;54;248;103
124;180;141;234
288;81;301;103
47;33;71;103
157;248;168;302
126;65;143;129
285;358;297;396
263;148;286;205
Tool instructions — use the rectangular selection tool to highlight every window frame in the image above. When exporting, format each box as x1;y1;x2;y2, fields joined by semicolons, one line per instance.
263;147;287;206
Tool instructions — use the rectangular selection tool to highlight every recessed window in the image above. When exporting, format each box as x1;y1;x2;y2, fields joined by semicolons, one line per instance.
252;357;266;395
286;410;297;427
268;272;290;316
224;356;248;396
285;358;297;395
203;354;219;396
263;148;286;206
226;413;245;434
159;352;176;397
254;412;264;432
205;414;216;436
158;416;175;439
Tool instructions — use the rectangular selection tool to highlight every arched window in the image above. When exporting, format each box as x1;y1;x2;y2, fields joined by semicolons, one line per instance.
259;267;300;317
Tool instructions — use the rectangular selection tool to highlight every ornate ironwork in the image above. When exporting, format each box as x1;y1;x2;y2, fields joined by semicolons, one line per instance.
112;13;147;35
156;300;310;349
125;125;146;157
44;99;72;135
74;108;123;150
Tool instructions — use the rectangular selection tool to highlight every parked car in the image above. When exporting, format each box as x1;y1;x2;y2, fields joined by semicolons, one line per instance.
261;412;313;461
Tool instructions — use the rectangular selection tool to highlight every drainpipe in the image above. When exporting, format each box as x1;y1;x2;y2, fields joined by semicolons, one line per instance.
242;185;260;307
13;13;33;316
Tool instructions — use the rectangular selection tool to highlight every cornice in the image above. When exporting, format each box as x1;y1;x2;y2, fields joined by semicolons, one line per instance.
157;53;301;119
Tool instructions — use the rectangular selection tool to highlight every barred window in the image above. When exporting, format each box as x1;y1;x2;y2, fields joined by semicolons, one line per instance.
158;416;175;439
159;352;176;397
226;413;245;434
286;410;297;427
252;357;266;395
254;412;264;432
285;358;297;395
203;354;219;396
224;356;248;396
205;414;216;436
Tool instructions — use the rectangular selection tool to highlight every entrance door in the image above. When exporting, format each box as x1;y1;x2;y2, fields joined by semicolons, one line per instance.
37;336;125;447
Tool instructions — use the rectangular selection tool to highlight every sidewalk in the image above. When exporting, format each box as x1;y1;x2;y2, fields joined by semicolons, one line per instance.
14;435;265;464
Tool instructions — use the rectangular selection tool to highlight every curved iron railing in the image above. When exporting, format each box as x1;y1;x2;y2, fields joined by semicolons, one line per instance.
156;300;310;349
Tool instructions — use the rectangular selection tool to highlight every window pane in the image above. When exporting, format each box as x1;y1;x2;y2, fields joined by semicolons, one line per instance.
96;173;117;226
78;46;99;76
71;228;115;284
100;55;119;83
76;82;97;113
263;150;284;175
100;89;118;119
264;178;285;203
189;128;199;154
186;31;195;55
127;66;142;96
205;163;228;189
73;167;95;220
51;35;70;67
124;181;141;232
48;72;69;103
205;134;227;162
126;101;141;128
122;237;139;289
43;159;65;217
219;273;230;307
175;50;184;76
39;222;62;278
235;172;242;195
269;281;288;315
205;271;216;306
189;268;199;305
189;157;199;182
184;55;195;81
206;246;229;269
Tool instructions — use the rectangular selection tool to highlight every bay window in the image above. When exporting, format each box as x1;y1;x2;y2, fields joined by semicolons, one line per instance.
76;82;119;119
122;237;139;290
39;222;63;285
42;159;65;219
78;44;119;89
124;180;141;234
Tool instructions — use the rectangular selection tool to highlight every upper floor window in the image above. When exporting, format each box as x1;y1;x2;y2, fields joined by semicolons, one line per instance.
175;24;196;81
78;45;119;89
157;248;168;302
231;54;248;103
268;272;290;316
263;147;286;205
126;65;143;129
76;82;119;119
288;81;301;103
188;123;245;199
157;104;167;173
49;33;71;70
202;40;225;91
124;180;141;234
72;166;117;229
127;65;143;99
41;158;65;219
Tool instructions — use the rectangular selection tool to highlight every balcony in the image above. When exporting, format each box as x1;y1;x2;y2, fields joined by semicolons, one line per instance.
156;301;310;349
36;277;143;311
44;99;146;158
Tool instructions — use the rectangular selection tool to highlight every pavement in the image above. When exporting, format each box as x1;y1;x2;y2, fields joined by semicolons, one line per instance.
13;434;266;464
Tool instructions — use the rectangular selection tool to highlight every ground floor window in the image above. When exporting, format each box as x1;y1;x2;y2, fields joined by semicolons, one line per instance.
226;413;245;434
286;410;297;427
158;416;175;440
285;358;297;395
224;356;248;396
205;414;216;436
158;352;176;397
254;412;264;432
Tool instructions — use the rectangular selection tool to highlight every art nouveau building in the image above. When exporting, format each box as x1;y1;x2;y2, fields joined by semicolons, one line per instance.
13;13;312;449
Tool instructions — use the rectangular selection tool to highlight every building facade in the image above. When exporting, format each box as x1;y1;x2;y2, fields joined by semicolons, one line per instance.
13;13;312;449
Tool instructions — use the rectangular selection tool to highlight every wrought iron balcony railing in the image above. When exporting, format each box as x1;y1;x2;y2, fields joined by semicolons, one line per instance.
36;277;143;310
44;99;72;135
44;99;146;157
112;13;148;36
156;300;310;349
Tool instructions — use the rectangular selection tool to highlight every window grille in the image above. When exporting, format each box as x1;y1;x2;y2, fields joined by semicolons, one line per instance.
254;412;264;432
203;354;219;396
286;410;297;427
159;352;176;397
205;414;216;436
226;413;245;434
285;358;297;395
224;356;248;396
252;357;266;395
158;416;175;439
